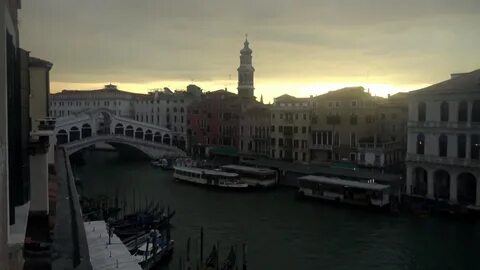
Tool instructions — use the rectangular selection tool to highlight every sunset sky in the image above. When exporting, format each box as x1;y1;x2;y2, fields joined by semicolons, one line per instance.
19;0;480;103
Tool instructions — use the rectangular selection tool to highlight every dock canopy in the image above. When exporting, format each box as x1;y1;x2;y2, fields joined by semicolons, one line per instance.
298;175;390;191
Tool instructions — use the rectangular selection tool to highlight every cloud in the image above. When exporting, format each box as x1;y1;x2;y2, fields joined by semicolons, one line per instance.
19;0;480;102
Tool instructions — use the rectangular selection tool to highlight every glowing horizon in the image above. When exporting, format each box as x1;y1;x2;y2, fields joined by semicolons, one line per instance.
50;79;428;104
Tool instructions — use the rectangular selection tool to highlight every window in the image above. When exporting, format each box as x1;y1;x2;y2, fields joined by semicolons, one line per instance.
350;115;357;125
457;134;466;158
303;113;307;120
294;127;298;133
350;153;356;161
440;101;449;122
328;102;333;108
173;107;177;112
365;115;374;123
271;150;276;158
334;133;340;146
272;113;275;119
271;138;276;146
472;135;480;160
351;101;357;107
279;126;283;132
360;153;365;161
439;134;448;157
418;102;426;122
294;152;298;161
473;101;480;122
374;155;381;164
302;152;306;162
417;133;425;155
350;133;356;147
280;114;283;119
294;140;299;148
271;125;275;132
279;138;284;146
295;113;298;120
458;101;468;122
302;127;306;134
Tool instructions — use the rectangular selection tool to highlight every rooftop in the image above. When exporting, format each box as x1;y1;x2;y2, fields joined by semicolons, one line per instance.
411;69;480;95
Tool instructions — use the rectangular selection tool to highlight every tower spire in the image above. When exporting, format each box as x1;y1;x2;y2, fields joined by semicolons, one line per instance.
237;36;255;98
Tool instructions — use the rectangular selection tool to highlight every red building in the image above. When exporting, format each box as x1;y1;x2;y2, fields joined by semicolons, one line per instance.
188;90;245;156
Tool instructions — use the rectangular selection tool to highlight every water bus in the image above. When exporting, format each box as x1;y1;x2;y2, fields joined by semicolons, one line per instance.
173;166;248;189
298;175;390;207
220;165;277;188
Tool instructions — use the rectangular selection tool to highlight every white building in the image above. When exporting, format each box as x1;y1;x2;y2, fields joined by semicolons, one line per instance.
406;70;480;207
50;84;137;118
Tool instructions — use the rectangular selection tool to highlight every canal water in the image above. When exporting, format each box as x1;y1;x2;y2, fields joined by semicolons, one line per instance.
75;151;480;270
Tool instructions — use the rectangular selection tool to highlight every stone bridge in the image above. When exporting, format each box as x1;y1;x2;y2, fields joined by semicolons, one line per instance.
54;108;187;158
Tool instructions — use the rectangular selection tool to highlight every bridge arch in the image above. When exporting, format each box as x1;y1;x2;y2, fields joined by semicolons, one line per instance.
57;129;68;145
70;126;81;142
81;123;92;139
115;123;124;135
163;133;171;145
125;125;134;137
61;135;186;159
154;132;162;143
145;130;153;141
135;127;144;139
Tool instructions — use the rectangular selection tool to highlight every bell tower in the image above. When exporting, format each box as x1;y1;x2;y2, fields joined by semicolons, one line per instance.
237;35;255;98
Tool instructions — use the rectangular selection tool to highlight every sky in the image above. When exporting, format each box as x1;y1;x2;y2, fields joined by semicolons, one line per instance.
19;0;480;103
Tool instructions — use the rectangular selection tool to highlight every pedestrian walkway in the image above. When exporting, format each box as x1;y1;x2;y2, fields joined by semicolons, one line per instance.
84;220;141;270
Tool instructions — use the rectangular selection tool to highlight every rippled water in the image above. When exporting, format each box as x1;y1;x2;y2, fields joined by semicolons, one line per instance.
75;151;480;270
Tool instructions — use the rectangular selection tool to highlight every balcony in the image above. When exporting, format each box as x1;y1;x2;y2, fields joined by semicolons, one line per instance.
358;141;403;151
406;153;480;168
408;120;480;129
310;144;333;150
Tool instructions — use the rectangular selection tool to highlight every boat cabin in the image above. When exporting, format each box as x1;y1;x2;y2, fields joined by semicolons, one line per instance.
298;175;390;207
220;165;277;187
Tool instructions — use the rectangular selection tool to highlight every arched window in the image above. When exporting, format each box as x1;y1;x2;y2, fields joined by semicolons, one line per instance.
418;102;426;122
439;134;448;157
458;101;468;122
440;101;449;122
417;133;425;155
472;100;480;122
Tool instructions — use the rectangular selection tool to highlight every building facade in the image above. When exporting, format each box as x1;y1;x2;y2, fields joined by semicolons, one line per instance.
239;104;271;158
308;87;407;169
406;71;480;207
50;84;137;118
270;95;312;163
1;2;53;268
29;57;53;130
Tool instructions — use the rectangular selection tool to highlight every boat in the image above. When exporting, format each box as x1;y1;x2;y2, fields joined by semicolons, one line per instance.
173;166;248;189
150;159;162;167
133;237;174;268
297;175;391;208
220;165;277;188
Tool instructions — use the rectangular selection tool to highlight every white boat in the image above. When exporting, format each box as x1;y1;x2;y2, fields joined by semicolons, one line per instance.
298;175;390;207
133;238;174;267
173;166;248;189
220;165;277;188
